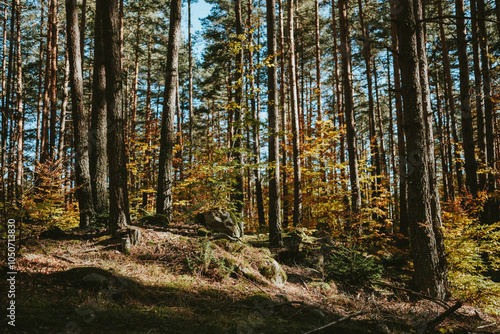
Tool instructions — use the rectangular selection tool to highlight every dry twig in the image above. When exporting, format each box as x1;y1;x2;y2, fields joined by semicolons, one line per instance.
419;301;463;333
302;310;369;334
371;281;451;309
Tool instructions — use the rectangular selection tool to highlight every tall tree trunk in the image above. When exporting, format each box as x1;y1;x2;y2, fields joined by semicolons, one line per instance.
175;74;183;181
2;0;15;201
157;0;182;222
35;3;44;165
331;0;346;202
390;0;408;236
49;0;58;157
374;64;387;176
268;0;282;247
314;0;322;122
496;0;500;39
1;4;7;180
40;0;51;163
288;0;302;228
470;0;486;191
129;8;141;192
477;0;499;223
188;0;194;166
386;50;397;219
339;0;361;218
14;0;23;203
358;0;380;192
396;0;449;299
278;0;289;228
397;0;449;298
90;0;108;215
130;8;141;154
80;0;86;69
250;0;266;230
435;74;452;202
1;4;7;108
437;0;463;194
144;36;153;188
233;0;245;219
102;0;129;229
314;0;325;182
455;0;477;196
58;51;70;161
66;0;95;227
415;0;449;293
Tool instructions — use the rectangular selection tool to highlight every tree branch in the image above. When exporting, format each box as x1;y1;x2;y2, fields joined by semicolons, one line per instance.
302;310;368;334
419;301;463;333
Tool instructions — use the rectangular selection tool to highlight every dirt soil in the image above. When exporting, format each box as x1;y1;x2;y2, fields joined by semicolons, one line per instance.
2;221;499;334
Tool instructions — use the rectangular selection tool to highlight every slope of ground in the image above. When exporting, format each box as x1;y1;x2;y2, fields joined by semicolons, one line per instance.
2;221;499;334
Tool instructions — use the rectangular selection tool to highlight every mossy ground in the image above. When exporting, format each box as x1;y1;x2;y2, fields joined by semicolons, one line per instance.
1;220;499;334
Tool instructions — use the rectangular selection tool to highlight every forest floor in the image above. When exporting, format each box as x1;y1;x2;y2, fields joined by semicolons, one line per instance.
2;219;500;334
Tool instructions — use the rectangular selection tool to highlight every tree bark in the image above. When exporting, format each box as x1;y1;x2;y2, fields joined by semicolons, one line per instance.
90;0;108;215
157;0;182;222
2;0;15;201
477;0;499;223
80;0;86;70
339;0;361;217
1;3;8;181
233;0;245;219
331;0;347;204
390;0;408;236
268;0;282;247
101;0;130;229
415;0;449;294
130;8;141;158
436;0;463;195
288;0;302;228
58;51;70;161
396;0;449;299
250;0;266;230
66;0;95;227
144;37;153;188
358;0;381;191
188;0;194;166
455;0;477;196
49;0;58;157
35;3;44;165
14;0;23;203
470;0;486;191
40;0;51;163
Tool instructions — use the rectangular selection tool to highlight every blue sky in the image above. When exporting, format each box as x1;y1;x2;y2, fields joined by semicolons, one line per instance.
182;0;213;58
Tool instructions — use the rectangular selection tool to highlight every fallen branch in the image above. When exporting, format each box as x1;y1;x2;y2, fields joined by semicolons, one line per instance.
234;269;273;301
302;310;368;334
476;322;497;330
52;255;76;264
419;301;463;333
371;281;450;309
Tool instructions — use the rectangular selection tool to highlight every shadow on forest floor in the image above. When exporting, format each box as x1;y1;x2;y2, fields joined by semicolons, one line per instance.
2;224;499;334
2;265;402;334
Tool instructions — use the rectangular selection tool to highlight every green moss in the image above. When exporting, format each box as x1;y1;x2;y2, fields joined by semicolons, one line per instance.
242;293;273;306
197;227;212;236
139;214;170;227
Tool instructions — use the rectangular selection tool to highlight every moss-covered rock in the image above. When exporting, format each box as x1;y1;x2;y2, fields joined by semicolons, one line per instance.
258;259;287;287
196;210;242;238
139;214;170;227
308;281;338;295
242;293;274;307
197;227;212;236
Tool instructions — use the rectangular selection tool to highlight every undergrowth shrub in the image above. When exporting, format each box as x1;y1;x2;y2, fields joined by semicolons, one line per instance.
443;198;500;315
324;245;383;285
22;157;78;234
185;239;236;279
